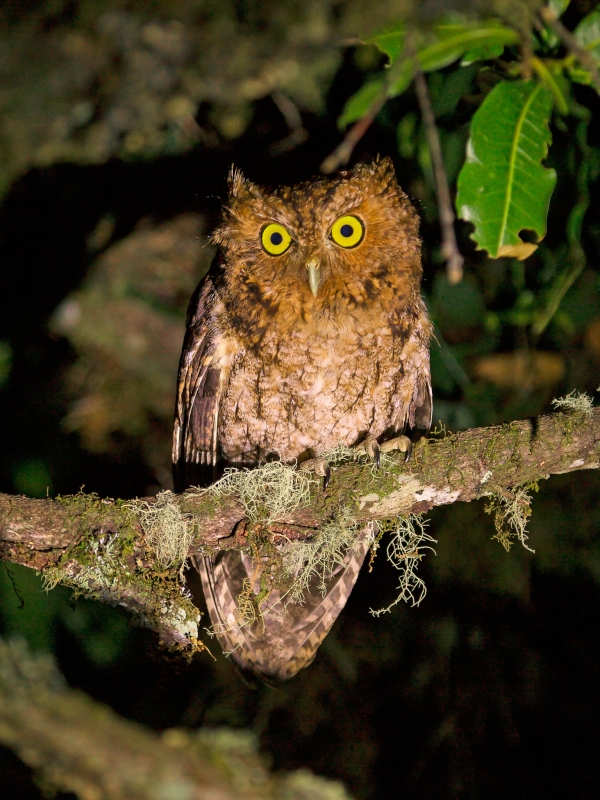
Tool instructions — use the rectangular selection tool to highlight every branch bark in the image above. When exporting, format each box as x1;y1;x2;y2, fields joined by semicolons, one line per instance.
1;408;598;649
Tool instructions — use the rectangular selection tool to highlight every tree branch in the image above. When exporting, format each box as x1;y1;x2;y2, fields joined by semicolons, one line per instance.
0;638;352;800
1;409;598;649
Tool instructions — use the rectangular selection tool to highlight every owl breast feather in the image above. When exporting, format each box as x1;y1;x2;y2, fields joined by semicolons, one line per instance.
217;319;426;465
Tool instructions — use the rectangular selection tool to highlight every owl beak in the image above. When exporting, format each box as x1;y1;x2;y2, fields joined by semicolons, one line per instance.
306;258;321;297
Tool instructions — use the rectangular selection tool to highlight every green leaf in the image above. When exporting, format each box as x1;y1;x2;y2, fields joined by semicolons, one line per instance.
567;64;594;85
338;78;384;128
414;21;519;74
387;22;519;98
461;41;506;66
574;9;600;60
339;19;519;129
456;80;557;259
430;63;480;118
387;63;413;98
386;22;519;98
397;112;417;159
367;27;404;63
441;124;471;184
531;57;569;114
369;20;519;71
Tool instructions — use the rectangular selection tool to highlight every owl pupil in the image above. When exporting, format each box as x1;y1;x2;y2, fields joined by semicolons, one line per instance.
270;232;283;245
340;224;353;238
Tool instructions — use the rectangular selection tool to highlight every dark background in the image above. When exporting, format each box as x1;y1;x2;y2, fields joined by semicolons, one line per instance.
2;2;600;798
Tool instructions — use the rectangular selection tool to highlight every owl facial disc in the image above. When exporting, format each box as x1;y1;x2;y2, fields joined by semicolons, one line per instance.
306;257;320;297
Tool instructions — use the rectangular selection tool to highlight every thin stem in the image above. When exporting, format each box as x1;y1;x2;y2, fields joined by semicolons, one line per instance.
269;91;308;156
539;6;600;94
321;40;412;174
413;68;464;285
531;258;584;337
272;90;303;131
320;89;390;174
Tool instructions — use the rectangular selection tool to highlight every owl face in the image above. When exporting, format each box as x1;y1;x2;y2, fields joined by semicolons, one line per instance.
213;158;422;329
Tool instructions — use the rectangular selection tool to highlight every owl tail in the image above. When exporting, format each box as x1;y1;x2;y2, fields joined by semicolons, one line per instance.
194;530;370;683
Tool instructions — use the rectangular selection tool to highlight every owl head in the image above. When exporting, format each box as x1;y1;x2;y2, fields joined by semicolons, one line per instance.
212;158;422;329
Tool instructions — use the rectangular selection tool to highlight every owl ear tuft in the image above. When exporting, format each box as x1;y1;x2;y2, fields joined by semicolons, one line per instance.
228;165;262;200
375;156;405;200
373;155;396;180
351;156;397;189
228;165;245;197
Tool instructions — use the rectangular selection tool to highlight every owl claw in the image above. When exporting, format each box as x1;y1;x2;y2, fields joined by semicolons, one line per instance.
298;457;331;490
361;436;380;468
380;434;412;463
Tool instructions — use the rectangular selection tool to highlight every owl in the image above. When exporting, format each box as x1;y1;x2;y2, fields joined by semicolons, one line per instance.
173;157;432;683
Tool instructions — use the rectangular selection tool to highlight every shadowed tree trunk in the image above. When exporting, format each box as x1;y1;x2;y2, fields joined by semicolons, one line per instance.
0;639;353;800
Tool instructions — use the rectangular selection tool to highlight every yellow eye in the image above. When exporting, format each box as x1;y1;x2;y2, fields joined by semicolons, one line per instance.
330;215;364;248
261;223;292;255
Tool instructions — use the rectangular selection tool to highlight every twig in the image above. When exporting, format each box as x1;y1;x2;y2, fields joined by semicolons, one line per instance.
269;90;308;156
320;37;415;174
320;89;390;174
3;563;24;609
539;6;600;94
272;90;303;131
520;12;534;80
413;68;464;285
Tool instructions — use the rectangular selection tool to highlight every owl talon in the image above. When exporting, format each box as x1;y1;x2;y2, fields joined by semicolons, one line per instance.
380;434;412;463
353;436;381;467
299;457;331;490
362;436;380;468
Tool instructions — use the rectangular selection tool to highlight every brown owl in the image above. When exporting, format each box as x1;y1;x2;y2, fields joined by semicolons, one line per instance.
173;157;432;683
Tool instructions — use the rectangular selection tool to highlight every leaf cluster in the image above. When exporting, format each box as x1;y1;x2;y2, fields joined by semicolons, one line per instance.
342;2;599;259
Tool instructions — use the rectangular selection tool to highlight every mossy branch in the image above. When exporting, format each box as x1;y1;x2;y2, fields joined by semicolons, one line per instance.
1;408;598;649
0;638;352;800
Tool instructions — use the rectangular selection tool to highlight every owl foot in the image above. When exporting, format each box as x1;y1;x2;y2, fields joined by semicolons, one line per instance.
380;434;412;463
298;457;331;490
298;434;412;490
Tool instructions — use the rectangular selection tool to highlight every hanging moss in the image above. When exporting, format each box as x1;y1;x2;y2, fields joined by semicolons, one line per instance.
484;482;538;553
41;492;203;653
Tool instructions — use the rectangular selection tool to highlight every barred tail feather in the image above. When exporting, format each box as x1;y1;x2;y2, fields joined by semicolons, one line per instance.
194;532;370;683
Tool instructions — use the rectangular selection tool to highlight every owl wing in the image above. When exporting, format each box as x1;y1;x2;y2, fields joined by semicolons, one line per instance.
410;373;433;431
398;310;433;434
172;262;231;491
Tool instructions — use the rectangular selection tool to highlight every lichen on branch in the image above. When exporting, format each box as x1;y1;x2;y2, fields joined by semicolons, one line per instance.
0;407;598;651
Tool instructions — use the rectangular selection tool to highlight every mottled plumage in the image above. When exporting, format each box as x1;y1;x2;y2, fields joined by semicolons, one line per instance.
173;158;432;682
